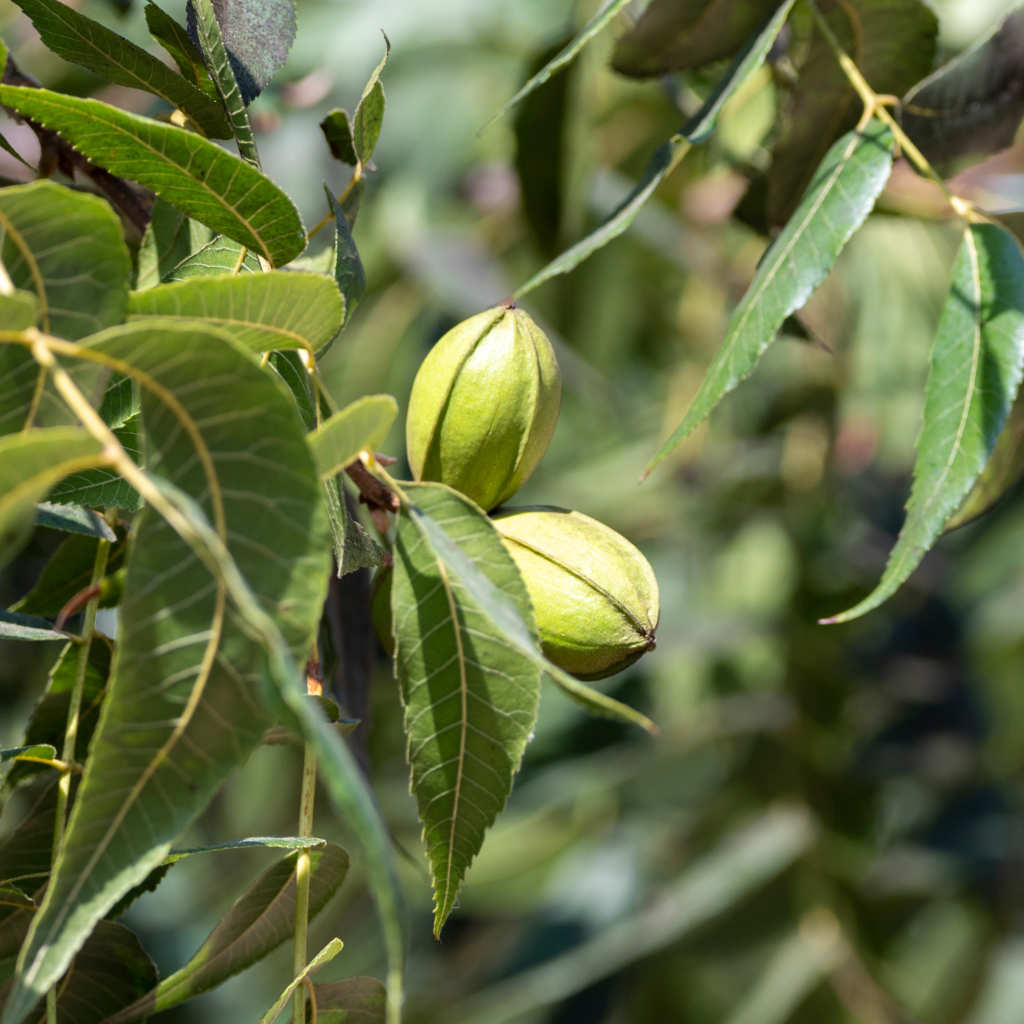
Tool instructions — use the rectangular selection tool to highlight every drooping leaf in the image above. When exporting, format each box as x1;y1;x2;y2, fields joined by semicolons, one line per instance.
135;197;214;291
310;977;387;1024
0;428;106;569
46;414;143;512
0;88;306;266
33;503;115;541
681;0;797;144
514;133;690;299
104;844;348;1023
0;612;68;643
902;5;1024;166
391;483;542;934
9;0;230;138
612;0;781;77
489;0;631;126
190;0;260;166
351;35;390;165
646;119;894;476
1;323;330;1024
310;395;398;479
327;188;365;322
825;222;1024;623
144;2;218;99
128;273;345;354
185;0;296;105
766;0;936;225
0;291;37;331
320;109;357;166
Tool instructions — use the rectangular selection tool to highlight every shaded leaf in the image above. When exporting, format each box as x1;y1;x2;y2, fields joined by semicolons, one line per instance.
1;323;329;1024
0;428;106;570
612;0;781;77
328;188;365;322
166;234;262;281
105;844;348;1023
128;273;345;354
309;977;387;1024
826;223;1024;623
257;938;343;1024
186;0;296;105
269;349;315;428
310;395;398;479
0;777;61;893
766;0;936;226
135;196;214;291
10;0;230;138
0;291;37;331
13;532;126;617
646;120;894;476
324;476;385;577
46;414;143;513
490;0;630;125
392;483;542;934
320;108;357;166
514;134;689;299
144;2;218;99
33;503;115;541
0;88;306;266
0;612;68;643
352;35;390;165
902;6;1024;166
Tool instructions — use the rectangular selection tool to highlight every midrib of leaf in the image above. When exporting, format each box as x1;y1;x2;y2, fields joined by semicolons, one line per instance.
0;209;48;329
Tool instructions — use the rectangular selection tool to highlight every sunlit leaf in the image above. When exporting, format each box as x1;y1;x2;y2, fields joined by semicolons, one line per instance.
144;2;218;100
166;234;263;281
256;938;343;1024
352;35;389;165
826;223;1024;623
0;88;306;266
646;119;894;476
0;612;68;643
0;746;56;766
310;395;398;478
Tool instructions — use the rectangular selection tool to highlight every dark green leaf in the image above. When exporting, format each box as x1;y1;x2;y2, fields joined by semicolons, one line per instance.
309;977;387;1024
144;2;218;99
10;0;230;138
46;414;143;512
826;223;1024;623
0;612;68;643
0;88;306;266
612;0;781;77
310;395;398;478
351;35;389;165
186;0;296;105
646;120;894;476
324;476;385;577
766;0;936;225
135;197;214;290
392;483;542;934
104;844;348;1023
0;776;60;893
33;504;115;541
328;188;365;320
128;273;344;353
269;349;315;429
2;323;330;1024
514;134;689;299
320;108;357;165
902;6;1024;165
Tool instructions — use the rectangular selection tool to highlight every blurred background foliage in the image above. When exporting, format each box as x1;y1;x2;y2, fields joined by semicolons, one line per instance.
4;0;1024;1021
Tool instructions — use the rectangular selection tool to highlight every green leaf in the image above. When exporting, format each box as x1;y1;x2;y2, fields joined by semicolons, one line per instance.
190;0;260;166
352;35;390;165
0;777;60;893
186;0;296;106
310;977;387;1024
488;0;630;126
46;414;143;512
164;835;326;863
681;0;797;144
765;0;936;225
320;109;357;166
0;88;306;266
327;188;365;322
104;844;348;1023
902;6;1024;166
33;503;115;540
0;428;106;570
257;938;343;1024
128;273;344;354
392;483;542;935
144;2;218;99
324;476;385;577
10;0;230;138
12;531;127;616
310;395;398;478
166;234;263;281
135;196;214;290
646;119;894;476
825;223;1024;623
0;611;68;643
0;291;37;331
514;134;690;299
269;349;315;428
0;746;56;765
1;323;330;1024
611;0;781;77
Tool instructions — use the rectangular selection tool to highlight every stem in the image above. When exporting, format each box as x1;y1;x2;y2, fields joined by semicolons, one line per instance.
292;741;318;1024
47;526;110;1024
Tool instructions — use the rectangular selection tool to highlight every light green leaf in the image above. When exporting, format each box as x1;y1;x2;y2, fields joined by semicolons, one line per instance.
164;836;325;863
166;234;263;281
0;611;68;643
311;395;398;478
646;119;894;477
128;274;344;354
513;134;690;300
0;88;306;266
135;197;214;290
0;428;106;570
352;35;390;164
392;483;542;935
144;2;218;99
682;0;797;144
488;0;631;127
0;291;37;331
0;746;56;765
257;938;344;1024
1;323;330;1024
10;0;230;138
825;222;1024;623
104;844;348;1023
191;0;260;166
33;503;115;540
310;977;387;1024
